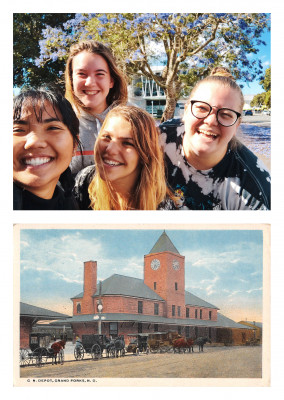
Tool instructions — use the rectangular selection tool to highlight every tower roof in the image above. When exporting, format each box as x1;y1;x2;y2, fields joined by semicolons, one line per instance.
148;231;180;255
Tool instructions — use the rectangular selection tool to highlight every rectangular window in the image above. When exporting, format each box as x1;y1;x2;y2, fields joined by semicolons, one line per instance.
109;322;118;337
138;301;143;314
177;306;181;317
175;282;178;290
172;305;175;316
209;311;212;320
154;324;159;332
195;309;198;319
154;282;157;290
154;303;159;315
76;302;81;314
200;309;202;319
185;326;190;338
138;323;142;333
186;308;189;318
195;327;198;337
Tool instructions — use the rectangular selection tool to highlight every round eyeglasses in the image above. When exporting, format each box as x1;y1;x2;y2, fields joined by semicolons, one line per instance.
190;100;241;127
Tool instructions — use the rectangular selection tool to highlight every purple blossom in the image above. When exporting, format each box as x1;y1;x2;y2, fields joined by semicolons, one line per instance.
97;27;106;36
98;15;108;24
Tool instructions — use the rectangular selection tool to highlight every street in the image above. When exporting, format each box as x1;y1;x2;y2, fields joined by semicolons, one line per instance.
19;345;262;379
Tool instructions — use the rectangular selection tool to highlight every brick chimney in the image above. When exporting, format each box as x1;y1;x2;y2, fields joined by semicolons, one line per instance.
82;261;97;314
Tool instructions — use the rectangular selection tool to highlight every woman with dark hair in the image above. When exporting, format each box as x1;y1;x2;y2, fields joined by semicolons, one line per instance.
73;105;176;210
13;87;80;210
65;40;128;175
160;67;271;210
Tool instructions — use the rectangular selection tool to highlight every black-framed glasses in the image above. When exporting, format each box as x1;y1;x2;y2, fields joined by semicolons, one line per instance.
190;100;241;127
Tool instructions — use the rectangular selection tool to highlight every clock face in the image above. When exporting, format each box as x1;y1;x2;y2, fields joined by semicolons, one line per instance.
172;260;180;270
151;258;160;270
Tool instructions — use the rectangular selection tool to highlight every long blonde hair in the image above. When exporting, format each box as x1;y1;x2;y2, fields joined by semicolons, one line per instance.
65;40;128;115
88;105;170;210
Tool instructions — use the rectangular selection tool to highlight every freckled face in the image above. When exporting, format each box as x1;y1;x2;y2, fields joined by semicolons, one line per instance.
72;51;114;114
183;82;241;168
13;102;75;199
97;115;141;193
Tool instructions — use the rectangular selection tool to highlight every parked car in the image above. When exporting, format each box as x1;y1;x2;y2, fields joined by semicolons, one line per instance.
262;110;271;115
244;110;253;116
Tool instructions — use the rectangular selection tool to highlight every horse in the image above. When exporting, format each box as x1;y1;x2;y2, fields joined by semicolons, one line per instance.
114;336;125;357
50;339;66;364
194;337;211;352
105;337;116;358
173;337;194;353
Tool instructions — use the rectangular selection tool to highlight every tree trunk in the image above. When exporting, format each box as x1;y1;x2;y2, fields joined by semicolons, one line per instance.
160;82;178;123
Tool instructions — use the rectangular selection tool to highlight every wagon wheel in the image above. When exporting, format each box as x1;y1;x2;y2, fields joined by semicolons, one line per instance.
167;346;174;353
74;344;84;361
159;346;166;354
34;347;48;367
19;349;30;366
91;344;101;360
58;349;64;365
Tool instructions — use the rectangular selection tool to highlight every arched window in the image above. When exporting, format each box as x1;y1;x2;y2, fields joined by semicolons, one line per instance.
76;302;81;314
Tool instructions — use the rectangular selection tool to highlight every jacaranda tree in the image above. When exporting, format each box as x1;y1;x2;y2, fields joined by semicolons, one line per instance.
34;13;270;121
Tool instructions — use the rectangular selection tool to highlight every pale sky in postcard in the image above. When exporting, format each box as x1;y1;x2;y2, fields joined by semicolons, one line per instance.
19;228;263;322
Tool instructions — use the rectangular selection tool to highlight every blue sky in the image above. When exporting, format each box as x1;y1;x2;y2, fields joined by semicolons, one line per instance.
238;29;271;95
19;228;264;322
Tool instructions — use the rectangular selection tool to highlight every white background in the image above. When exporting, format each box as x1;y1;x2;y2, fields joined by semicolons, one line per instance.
4;0;284;398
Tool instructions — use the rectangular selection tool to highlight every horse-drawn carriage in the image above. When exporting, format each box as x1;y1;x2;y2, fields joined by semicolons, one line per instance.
19;333;65;367
148;331;182;353
126;333;150;354
74;334;125;361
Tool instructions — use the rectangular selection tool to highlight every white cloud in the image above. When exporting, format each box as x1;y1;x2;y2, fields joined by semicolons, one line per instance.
246;287;262;294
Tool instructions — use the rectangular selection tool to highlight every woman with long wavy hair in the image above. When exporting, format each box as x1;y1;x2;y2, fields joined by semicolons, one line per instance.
73;105;175;210
65;40;128;175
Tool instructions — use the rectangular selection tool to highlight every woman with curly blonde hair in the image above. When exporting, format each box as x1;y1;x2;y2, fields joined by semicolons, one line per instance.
73;105;176;210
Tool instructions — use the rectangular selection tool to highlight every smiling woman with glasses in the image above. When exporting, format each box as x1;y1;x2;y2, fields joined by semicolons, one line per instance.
159;67;271;210
190;100;241;127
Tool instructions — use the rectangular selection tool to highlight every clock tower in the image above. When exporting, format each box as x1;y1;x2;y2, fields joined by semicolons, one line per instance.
144;231;185;318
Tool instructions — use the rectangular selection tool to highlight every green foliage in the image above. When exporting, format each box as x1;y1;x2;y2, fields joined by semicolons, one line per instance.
251;66;271;108
260;66;271;92
251;93;266;108
13;13;75;89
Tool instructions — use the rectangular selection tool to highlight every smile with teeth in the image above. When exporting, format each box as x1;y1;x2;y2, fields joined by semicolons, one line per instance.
198;129;218;138
23;157;53;166
84;90;99;95
103;159;123;166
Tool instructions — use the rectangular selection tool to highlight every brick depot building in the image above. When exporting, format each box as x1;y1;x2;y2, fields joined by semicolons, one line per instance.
58;231;253;345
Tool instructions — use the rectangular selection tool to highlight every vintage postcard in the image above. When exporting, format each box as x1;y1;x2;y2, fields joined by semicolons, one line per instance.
14;223;270;387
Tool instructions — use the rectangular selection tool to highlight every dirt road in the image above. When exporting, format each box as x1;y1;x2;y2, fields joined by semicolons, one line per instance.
19;346;262;379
